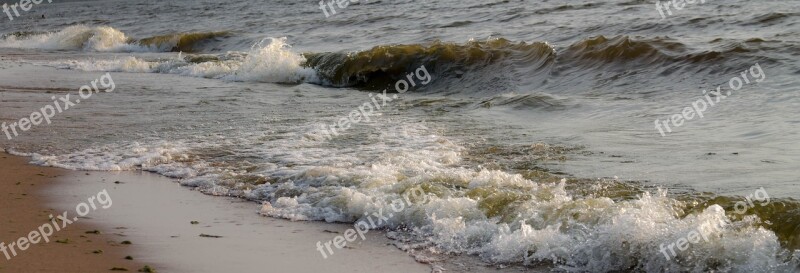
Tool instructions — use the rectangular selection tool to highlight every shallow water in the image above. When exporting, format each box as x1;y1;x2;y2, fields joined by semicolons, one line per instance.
1;0;799;272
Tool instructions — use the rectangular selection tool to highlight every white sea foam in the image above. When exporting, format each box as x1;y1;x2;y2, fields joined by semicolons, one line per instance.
2;25;318;83
221;38;319;83
0;25;150;52
53;37;318;84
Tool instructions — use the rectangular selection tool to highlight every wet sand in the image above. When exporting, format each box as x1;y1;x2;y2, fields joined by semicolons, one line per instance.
0;154;145;272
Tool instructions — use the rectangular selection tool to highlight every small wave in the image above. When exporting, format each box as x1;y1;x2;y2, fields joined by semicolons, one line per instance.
557;35;752;70
0;25;145;52
749;12;797;25
475;92;572;110
0;31;49;39
135;31;232;52
57;37;318;84
534;3;604;14
557;35;778;69
0;25;230;53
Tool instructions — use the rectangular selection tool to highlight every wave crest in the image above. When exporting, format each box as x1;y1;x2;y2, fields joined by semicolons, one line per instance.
0;25;135;52
0;25;230;53
304;38;557;89
57;37;318;84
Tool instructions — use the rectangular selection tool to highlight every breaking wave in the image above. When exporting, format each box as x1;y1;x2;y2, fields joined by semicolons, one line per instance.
55;37;318;84
0;25;231;53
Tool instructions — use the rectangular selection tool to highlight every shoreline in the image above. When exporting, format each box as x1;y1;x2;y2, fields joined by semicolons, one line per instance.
4;152;431;273
0;154;145;272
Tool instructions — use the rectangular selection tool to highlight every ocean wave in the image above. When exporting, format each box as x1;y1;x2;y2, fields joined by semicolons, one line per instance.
557;35;772;69
55;37;318;84
474;92;573;110
136;31;231;52
300;35;769;92
17;27;782;93
0;25;141;52
0;25;230;53
304;38;556;89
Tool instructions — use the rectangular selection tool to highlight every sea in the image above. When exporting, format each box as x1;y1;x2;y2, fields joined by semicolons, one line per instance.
0;0;799;272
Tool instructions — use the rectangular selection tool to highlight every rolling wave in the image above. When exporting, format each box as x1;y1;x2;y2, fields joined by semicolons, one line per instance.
0;25;231;53
9;26;783;94
304;38;556;89
54;37;318;84
135;31;232;52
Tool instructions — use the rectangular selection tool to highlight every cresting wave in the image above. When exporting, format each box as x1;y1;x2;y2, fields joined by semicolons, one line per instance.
304;38;556;89
136;31;232;52
54;37;319;84
305;35;777;90
0;25;230;52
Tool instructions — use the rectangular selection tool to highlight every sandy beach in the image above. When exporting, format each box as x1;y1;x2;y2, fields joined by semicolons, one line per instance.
0;154;144;272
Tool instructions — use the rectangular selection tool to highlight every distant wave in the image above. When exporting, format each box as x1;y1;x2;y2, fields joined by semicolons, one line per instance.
135;31;231;52
0;25;230;53
0;25;140;52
